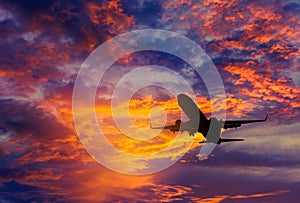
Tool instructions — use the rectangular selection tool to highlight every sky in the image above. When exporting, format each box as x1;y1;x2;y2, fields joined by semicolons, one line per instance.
0;0;300;202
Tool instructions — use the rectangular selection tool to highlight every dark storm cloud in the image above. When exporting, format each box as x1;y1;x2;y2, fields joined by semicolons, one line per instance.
0;99;71;140
0;0;90;44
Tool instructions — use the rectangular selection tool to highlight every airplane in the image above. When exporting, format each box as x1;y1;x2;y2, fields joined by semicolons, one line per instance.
150;94;268;144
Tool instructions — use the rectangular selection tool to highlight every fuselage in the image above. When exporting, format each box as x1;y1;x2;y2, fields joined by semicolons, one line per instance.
175;117;222;137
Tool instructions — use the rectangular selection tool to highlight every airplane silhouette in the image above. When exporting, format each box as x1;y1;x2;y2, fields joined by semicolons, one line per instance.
150;94;268;144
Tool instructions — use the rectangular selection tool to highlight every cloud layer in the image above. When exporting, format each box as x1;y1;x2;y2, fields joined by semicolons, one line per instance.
0;0;299;202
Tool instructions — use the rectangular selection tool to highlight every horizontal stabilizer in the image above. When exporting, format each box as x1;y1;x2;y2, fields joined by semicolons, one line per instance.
199;138;244;145
219;138;244;144
150;123;177;130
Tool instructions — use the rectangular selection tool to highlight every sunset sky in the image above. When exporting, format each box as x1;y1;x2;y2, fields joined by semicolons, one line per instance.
1;0;300;202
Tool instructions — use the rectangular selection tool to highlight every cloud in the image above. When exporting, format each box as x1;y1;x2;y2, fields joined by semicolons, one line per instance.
223;122;300;161
0;127;11;144
160;0;300;122
0;7;13;22
1;0;299;201
188;190;290;202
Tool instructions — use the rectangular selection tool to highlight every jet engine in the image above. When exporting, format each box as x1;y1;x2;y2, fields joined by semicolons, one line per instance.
175;119;181;126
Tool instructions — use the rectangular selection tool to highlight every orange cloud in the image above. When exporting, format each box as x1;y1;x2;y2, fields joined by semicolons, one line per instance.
230;190;290;199
86;0;135;38
2;1;298;201
224;62;300;116
189;190;290;202
63;166;154;202
161;0;300;120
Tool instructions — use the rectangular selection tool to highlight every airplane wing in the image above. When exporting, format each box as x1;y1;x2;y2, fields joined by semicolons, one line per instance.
223;114;268;129
199;138;244;145
150;124;177;130
177;94;209;127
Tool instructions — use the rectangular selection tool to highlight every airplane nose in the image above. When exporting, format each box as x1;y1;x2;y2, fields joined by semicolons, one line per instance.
177;94;194;105
177;94;188;102
177;94;185;99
